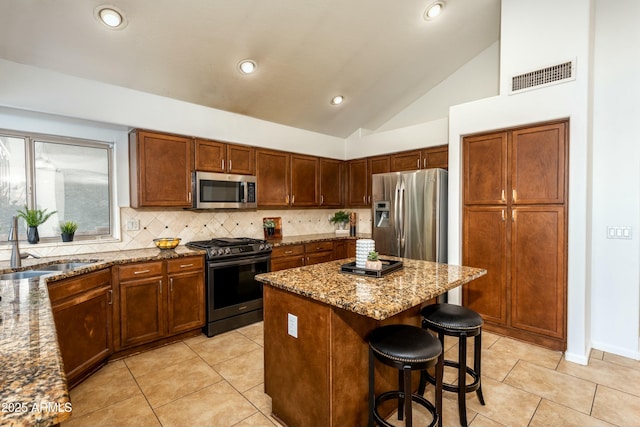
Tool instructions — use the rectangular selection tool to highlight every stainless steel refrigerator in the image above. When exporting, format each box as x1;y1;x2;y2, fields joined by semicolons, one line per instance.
371;168;447;262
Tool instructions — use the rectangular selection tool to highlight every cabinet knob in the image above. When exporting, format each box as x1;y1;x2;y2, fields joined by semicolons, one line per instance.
134;269;151;275
222;159;225;170
158;279;162;294
229;160;232;171
179;264;194;268
170;277;174;292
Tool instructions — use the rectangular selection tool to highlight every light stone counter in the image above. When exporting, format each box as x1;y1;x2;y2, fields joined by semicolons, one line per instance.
256;256;486;320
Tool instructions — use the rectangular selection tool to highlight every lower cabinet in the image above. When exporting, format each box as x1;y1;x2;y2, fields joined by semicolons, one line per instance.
114;256;205;351
271;239;357;272
48;269;113;388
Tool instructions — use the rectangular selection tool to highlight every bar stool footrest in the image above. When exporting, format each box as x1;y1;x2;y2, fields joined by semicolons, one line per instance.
372;391;439;427
424;359;480;394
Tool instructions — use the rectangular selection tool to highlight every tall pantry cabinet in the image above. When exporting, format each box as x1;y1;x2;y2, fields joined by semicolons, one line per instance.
462;121;568;351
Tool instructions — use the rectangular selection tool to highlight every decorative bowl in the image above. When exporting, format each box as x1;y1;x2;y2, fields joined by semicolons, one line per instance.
153;237;181;250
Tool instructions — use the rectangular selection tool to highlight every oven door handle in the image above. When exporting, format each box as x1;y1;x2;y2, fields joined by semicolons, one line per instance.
207;254;272;269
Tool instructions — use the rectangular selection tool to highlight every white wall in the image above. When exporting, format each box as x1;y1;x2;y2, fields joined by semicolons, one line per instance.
590;0;640;359
0;59;345;160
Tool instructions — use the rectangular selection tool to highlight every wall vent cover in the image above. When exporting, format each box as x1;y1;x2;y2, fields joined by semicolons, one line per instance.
510;60;575;93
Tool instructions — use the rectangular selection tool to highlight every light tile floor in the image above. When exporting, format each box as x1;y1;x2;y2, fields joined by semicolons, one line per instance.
61;322;640;427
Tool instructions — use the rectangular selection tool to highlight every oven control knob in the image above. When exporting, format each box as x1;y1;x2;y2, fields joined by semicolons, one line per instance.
223;247;232;255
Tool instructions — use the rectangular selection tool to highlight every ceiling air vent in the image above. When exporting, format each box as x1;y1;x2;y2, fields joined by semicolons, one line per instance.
510;60;575;94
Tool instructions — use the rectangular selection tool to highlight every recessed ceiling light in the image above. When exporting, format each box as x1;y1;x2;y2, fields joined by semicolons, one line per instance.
330;95;344;105
238;60;257;74
94;5;127;29
424;1;445;20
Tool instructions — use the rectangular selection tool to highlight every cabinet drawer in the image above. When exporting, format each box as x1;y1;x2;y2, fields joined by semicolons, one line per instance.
48;269;111;303
304;241;334;253
117;261;163;280
167;256;204;274
272;244;305;258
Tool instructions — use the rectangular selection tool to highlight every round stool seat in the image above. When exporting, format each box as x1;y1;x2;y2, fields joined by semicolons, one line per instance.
368;324;442;427
369;324;441;367
421;303;483;333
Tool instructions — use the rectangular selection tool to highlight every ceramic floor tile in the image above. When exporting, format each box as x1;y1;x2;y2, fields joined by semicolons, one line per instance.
154;381;258;427
62;394;160;427
557;357;640;397
602;351;640;371
243;383;272;416
529;399;615;427
190;331;261;366
422;385;480;427
465;376;540;427
124;341;198;378
479;345;520;382
236;321;264;345
590;349;605;360
231;412;277;427
591;385;640;427
468;413;506;427
214;348;264;392
182;332;210;347
504;360;596;413
487;337;563;370
135;356;224;408
67;361;142;418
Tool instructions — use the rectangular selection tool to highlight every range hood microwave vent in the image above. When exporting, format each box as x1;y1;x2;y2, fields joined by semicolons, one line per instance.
510;60;575;94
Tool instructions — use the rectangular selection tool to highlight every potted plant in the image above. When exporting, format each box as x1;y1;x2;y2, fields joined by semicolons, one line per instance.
329;210;350;230
263;219;276;237
16;206;57;244
365;251;382;271
60;221;78;242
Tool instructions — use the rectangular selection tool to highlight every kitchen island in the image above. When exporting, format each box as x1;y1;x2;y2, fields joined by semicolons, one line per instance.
255;257;486;427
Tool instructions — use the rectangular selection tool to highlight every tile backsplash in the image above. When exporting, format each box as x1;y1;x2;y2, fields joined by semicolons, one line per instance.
0;208;372;261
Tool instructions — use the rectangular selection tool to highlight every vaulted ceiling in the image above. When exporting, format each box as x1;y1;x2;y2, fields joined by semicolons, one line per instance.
0;0;500;137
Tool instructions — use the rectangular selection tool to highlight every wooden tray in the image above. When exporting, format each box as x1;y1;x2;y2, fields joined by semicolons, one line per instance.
340;259;403;278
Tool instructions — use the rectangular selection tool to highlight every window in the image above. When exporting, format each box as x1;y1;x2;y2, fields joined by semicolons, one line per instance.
0;130;113;241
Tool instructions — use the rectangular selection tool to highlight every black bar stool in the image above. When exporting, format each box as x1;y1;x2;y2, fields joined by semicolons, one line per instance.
418;303;485;427
368;324;443;427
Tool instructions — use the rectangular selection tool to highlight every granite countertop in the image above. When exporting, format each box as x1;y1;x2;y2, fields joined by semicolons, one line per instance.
0;246;205;427
268;233;371;247
255;257;487;320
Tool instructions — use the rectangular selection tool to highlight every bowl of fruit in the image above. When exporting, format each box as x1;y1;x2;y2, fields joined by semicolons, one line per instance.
153;237;181;250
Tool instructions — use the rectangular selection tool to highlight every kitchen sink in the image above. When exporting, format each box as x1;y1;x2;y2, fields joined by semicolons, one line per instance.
0;270;54;281
33;262;95;271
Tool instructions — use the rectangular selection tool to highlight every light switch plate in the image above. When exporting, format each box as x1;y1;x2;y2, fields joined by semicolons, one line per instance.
288;313;298;338
126;219;140;231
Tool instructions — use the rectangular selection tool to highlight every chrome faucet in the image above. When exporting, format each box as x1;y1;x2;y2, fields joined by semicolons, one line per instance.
8;216;21;268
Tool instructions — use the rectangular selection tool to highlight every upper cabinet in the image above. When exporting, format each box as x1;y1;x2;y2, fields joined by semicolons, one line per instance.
129;130;193;208
319;158;343;207
256;149;291;207
194;138;255;175
390;145;449;172
346;158;368;207
290;154;318;207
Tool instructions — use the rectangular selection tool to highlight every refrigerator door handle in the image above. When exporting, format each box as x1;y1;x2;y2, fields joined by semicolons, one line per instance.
395;182;402;255
399;180;406;252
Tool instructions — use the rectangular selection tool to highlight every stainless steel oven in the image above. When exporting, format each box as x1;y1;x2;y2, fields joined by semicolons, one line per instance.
187;238;272;337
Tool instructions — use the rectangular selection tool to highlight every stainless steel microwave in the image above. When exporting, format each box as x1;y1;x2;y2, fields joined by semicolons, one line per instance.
192;171;257;209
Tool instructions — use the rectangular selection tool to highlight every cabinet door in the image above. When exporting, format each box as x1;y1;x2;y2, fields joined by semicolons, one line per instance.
291;154;318;207
227;144;255;175
256;149;291;207
120;276;165;348
333;240;347;260
194;139;225;173
390;150;421;172
462;206;508;326
422;146;448;169
347;159;368;207
367;155;390;205
319;158;343;207
167;269;205;334
510;206;566;339
511;122;566;204
130;131;193;207
463;132;507;205
49;269;112;387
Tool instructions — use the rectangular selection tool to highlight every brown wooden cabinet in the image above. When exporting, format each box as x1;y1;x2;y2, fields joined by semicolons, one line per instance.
256;149;291;207
346;159;368;207
271;240;352;271
462;121;567;351
48;269;113;388
114;256;205;350
390;145;448;172
305;241;334;265
129;130;193;208
271;244;305;271
319;158;343;207
195;138;255;175
291;154;318;207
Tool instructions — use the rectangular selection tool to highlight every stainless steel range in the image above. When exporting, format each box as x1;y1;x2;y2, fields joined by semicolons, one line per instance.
187;237;272;337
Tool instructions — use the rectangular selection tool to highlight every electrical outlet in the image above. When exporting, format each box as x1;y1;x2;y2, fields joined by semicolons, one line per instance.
288;313;298;338
126;219;140;231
